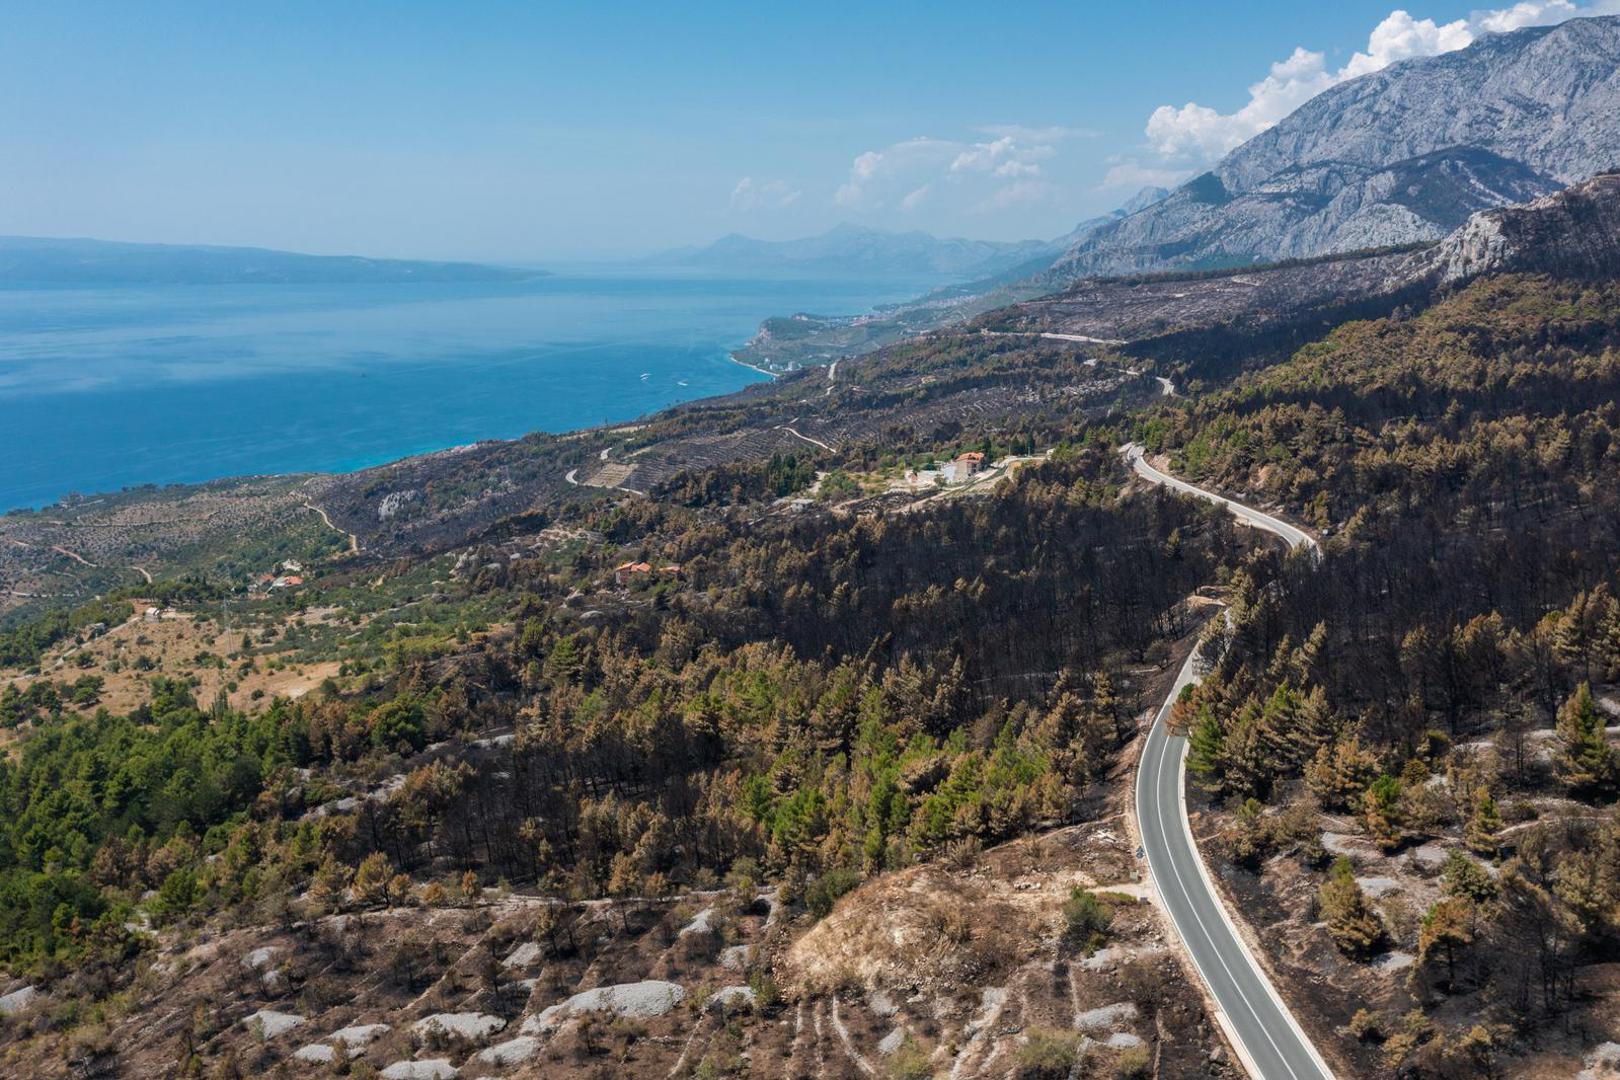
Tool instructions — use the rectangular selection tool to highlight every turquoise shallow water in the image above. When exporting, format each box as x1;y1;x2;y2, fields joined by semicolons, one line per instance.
0;269;941;511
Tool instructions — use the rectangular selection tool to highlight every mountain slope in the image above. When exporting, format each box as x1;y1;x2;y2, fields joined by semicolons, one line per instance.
1053;15;1620;278
1433;169;1620;281
0;236;535;285
984;172;1620;384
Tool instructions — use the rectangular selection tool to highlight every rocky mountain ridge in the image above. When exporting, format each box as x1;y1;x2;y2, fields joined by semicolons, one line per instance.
1432;171;1620;282
987;172;1620;353
1052;15;1620;279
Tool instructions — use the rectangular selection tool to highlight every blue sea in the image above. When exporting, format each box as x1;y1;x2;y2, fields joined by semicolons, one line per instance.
0;269;942;511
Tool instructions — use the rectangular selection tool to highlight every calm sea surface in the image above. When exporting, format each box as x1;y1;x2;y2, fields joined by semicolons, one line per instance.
0;269;940;511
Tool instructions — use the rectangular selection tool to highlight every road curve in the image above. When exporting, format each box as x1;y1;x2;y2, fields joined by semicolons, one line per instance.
1123;443;1317;555
1126;443;1333;1080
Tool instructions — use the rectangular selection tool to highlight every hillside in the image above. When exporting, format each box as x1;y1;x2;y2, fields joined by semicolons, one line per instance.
1;141;1619;1080
0;236;536;285
1052;16;1620;279
988;173;1620;382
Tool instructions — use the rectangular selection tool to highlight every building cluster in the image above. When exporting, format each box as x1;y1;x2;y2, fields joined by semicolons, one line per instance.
249;559;306;594
612;561;682;586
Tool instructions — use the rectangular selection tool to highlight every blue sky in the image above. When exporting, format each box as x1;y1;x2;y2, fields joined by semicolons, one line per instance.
0;2;1610;260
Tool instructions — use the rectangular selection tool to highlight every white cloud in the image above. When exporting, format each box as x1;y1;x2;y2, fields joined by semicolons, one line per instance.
835;137;957;207
950;137;1054;177
978;123;1100;142
1143;3;1620;164
729;176;801;212
995;160;1042;178
1098;159;1193;192
899;184;933;213
836;128;1071;211
1473;0;1583;31
978;179;1056;211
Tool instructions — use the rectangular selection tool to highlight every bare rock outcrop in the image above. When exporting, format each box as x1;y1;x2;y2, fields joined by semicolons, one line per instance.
1433;172;1620;282
1053;16;1620;280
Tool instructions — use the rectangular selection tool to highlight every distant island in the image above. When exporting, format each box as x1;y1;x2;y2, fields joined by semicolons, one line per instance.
0;235;541;285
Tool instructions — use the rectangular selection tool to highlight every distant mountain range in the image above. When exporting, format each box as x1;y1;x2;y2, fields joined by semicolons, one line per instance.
657;191;1171;280
654;223;1061;279
1051;15;1620;279
0;236;537;285
724;189;1170;371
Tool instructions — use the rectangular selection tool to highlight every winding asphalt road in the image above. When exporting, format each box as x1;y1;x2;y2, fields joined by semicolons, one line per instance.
1125;443;1333;1080
1124;443;1317;555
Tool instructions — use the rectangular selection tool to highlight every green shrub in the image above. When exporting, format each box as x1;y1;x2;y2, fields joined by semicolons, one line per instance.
806;867;861;920
1062;886;1114;952
1015;1027;1081;1079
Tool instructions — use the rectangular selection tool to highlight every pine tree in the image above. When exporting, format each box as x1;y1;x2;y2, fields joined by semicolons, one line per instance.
1442;851;1498;903
1305;734;1377;812
1464;790;1503;858
1555;683;1617;797
1297;685;1338;762
1035;691;1087;785
1092;670;1129;747
1416;896;1475;991
1186;703;1225;790
1075;698;1115;782
1598;590;1620;682
1319;856;1383;957
1258;683;1305;770
1224;699;1272;800
1362;774;1405;853
1295;622;1329;687
352;852;393;907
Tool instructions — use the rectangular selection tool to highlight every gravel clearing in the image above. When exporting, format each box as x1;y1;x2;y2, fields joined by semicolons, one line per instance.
1074;1002;1138;1032
520;980;686;1034
242;946;280;970
868;989;899;1018
0;986;38;1016
1080;946;1125;971
381;1061;458;1080
501;941;543;968
331;1022;392;1048
411;1013;506;1041
707;985;756;1011
1578;1041;1620;1080
244;1010;305;1039
678;908;715;936
1409;843;1447;871
477;1036;542;1066
1321;832;1372;857
1355;876;1401;898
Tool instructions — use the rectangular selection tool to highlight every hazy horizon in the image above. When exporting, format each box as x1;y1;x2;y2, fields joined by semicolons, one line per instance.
4;1;1615;263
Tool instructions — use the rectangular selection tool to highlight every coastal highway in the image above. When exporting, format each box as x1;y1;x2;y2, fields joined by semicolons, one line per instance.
1126;442;1332;1080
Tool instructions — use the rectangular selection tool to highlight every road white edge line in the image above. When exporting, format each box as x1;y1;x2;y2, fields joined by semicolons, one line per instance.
1170;727;1336;1080
1137;687;1269;1080
1148;692;1300;1079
